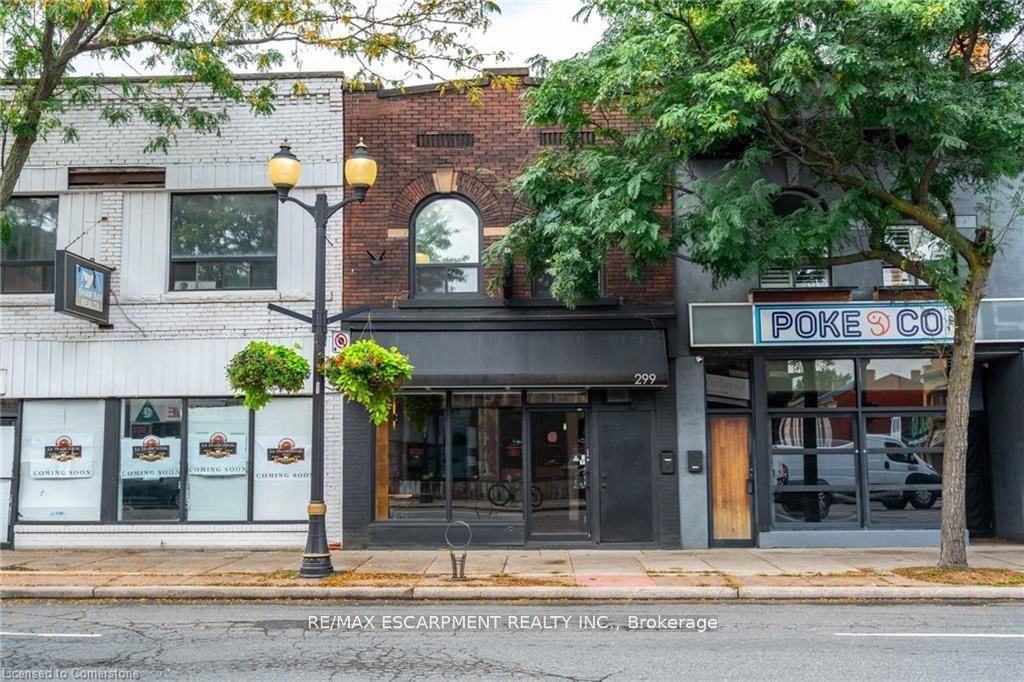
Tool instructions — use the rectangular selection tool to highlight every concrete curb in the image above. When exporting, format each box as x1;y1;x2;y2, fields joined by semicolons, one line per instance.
3;584;1023;601
736;585;1024;600
1;586;96;599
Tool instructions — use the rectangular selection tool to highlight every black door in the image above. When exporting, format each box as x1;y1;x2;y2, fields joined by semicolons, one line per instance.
597;411;654;542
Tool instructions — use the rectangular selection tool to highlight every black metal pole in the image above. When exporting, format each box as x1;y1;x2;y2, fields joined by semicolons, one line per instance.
271;186;367;579
300;192;333;578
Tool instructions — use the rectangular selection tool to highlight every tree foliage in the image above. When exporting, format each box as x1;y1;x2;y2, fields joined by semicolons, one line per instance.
494;0;1024;569
491;0;1024;306
0;0;509;215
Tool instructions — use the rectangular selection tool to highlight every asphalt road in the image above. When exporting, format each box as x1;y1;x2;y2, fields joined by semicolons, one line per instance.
2;601;1023;681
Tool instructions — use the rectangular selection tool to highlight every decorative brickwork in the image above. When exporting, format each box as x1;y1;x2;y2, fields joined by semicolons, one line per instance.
343;75;674;308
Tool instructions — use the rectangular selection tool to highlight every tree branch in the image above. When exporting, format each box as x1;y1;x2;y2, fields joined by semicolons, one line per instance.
917;155;941;206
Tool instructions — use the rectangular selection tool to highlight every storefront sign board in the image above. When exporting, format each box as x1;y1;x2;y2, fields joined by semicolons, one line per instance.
755;302;954;345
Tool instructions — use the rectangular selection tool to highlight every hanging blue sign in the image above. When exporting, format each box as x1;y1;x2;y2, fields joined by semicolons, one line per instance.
754;302;954;345
54;250;112;325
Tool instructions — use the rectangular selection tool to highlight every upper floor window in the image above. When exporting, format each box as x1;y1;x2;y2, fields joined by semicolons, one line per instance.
1;196;58;294
882;224;954;287
759;266;830;289
532;268;606;300
170;192;277;291
412;196;480;296
759;188;829;289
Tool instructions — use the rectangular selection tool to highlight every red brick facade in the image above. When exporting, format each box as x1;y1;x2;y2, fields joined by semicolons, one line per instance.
342;70;674;309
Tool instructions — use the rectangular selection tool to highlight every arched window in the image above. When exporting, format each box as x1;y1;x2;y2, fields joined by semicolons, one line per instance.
412;195;481;296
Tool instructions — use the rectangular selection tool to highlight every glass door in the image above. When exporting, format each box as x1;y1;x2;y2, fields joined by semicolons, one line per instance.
528;410;589;537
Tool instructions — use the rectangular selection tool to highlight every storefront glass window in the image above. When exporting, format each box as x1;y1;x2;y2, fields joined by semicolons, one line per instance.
119;399;183;521
253;398;311;521
864;411;944;527
766;359;855;408
865;414;946;450
18;400;105;521
705;359;752;409
185;399;249;521
379;395;447;520
526;391;588;404
450;393;524;520
770;416;856;449
862;358;948;407
772;488;859;525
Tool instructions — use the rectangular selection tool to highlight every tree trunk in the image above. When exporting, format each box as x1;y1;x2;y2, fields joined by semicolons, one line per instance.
937;265;990;569
0;67;64;210
0;135;36;210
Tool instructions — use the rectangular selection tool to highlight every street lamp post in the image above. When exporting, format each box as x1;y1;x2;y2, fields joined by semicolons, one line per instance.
266;139;377;578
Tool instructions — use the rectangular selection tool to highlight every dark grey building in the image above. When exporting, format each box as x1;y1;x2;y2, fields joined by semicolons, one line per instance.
676;161;1024;548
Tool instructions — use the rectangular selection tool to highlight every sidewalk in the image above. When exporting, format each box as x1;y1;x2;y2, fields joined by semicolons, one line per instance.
2;545;1023;601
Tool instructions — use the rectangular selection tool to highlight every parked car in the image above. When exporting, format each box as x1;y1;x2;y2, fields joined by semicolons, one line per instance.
773;435;942;519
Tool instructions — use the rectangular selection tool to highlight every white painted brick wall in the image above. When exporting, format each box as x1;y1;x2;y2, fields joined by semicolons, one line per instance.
1;74;348;545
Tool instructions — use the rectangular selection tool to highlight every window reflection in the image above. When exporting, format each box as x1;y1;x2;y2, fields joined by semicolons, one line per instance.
773;490;858;524
451;393;524;520
862;358;947;407
119;399;183;521
379;395;447;520
705;359;752;409
170;193;277;290
865;415;945;450
0;197;58;293
413;197;480;295
770;417;855;450
766;359;855;408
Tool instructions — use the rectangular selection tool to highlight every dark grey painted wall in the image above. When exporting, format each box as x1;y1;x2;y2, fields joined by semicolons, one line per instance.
342;399;374;549
984;353;1024;541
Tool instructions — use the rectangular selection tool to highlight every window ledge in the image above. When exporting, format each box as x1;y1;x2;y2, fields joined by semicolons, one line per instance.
397;298;503;309
505;296;619;308
396;296;619;309
749;287;854;303
0;293;56;307
154;290;322;304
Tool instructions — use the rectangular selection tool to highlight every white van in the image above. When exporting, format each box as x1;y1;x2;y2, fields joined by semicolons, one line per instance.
773;435;941;519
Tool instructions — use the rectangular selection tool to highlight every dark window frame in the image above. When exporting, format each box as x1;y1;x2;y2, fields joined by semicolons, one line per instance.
0;195;59;295
374;390;551;524
168;191;278;292
409;194;483;298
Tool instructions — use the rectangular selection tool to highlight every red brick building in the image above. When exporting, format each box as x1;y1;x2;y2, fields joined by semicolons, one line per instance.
341;68;673;308
338;69;680;548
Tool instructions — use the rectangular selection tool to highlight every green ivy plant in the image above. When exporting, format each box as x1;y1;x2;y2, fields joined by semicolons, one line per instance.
320;340;414;425
226;341;311;411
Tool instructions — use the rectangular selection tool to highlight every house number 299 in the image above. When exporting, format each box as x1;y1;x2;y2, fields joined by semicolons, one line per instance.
634;373;657;385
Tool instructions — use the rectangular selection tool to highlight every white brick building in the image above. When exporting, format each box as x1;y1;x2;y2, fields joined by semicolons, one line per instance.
0;73;349;548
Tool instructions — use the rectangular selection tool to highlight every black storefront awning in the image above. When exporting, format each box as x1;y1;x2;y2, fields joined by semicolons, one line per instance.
370;329;669;388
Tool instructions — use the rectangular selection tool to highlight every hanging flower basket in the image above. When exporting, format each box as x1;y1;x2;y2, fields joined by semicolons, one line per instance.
320;339;414;425
226;341;311;411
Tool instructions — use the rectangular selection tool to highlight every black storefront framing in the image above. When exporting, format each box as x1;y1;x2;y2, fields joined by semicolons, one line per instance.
11;396;311;528
352;388;673;547
702;347;1001;547
340;309;680;548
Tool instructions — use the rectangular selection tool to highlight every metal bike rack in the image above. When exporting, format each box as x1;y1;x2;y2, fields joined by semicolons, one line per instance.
444;520;472;580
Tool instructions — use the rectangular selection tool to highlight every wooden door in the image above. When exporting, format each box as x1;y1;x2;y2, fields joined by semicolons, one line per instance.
710;416;752;542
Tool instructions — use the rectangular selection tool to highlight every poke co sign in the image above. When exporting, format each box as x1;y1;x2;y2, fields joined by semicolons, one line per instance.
754;302;954;345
